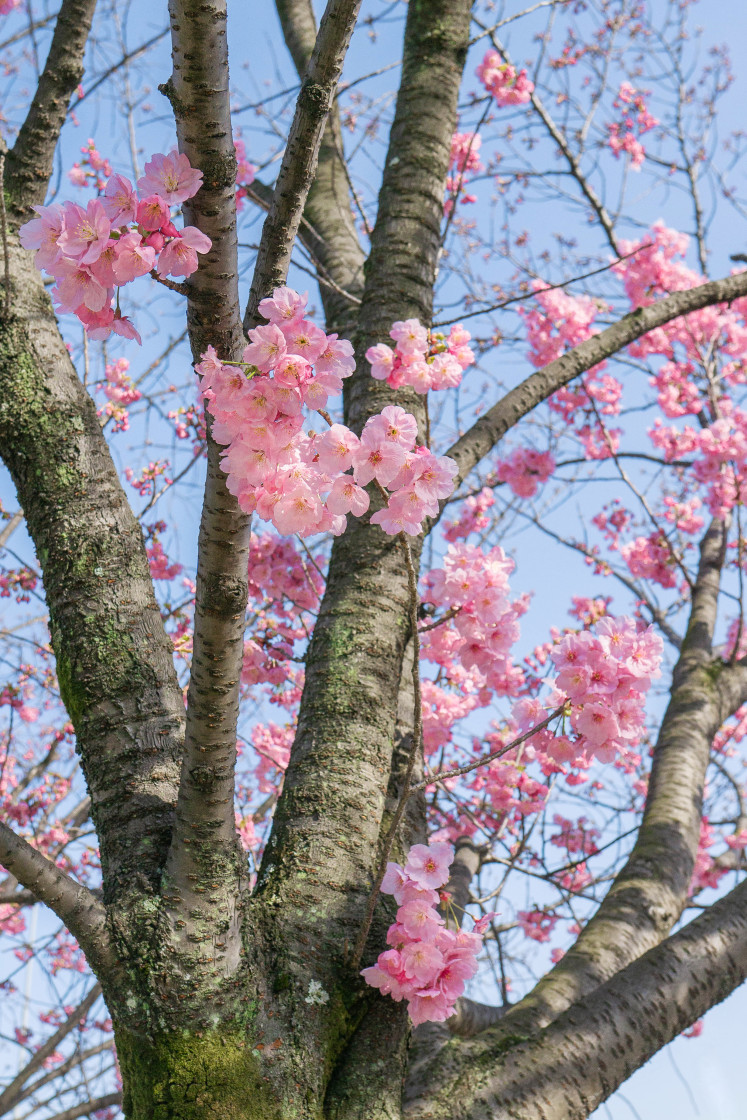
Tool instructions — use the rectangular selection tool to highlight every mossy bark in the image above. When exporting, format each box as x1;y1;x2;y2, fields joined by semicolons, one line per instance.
116;1029;283;1120
0;236;184;906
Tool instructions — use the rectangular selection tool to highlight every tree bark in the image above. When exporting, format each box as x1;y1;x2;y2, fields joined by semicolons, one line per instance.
0;236;184;906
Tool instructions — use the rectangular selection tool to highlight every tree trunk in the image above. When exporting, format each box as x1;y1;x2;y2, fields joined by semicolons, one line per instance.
116;1028;282;1120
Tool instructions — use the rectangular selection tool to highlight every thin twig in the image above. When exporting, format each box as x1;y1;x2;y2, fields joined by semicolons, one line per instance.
411;703;568;792
149;269;190;296
433;245;648;328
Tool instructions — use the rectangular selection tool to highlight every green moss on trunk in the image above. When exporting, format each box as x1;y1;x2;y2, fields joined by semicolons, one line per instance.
116;1028;283;1120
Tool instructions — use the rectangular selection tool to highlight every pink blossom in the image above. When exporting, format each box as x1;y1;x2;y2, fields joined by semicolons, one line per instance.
53;260;109;312
137;150;203;204
102;174;138;226
315;425;360;474
404;842;454;889
156;225;212;278
400;940;445;985
136;194;171;231
57;199;111;264
258;286;308;327
18;204;65;271
574;702;620;746
353;434;408;488
112;232;156;283
476;51;534;105
243;323;288;372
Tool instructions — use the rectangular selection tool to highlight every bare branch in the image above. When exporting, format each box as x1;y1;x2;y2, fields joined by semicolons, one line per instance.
243;0;363;331
31;1093;122;1120
7;0;98;214
273;0;367;332
0;825;112;975
443;270;747;499
160;0;250;973
8;1041;114;1111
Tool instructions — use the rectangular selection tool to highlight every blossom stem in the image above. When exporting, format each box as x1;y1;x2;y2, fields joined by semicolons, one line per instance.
410;703;568;792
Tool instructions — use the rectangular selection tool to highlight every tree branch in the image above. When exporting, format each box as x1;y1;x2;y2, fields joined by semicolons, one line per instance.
6;0;98;214
265;6;474;1117
0;236;184;902
274;0;366;336
6;1041;114;1112
36;1093;122;1120
405;874;747;1119
160;0;251;974
472;520;742;1035
443;270;747;500
243;0;363;331
0;826;112;976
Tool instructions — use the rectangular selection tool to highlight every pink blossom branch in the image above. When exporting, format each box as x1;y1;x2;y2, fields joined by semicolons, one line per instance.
473;22;620;254
410;704;569;792
491;519;741;1039
443;269;747;504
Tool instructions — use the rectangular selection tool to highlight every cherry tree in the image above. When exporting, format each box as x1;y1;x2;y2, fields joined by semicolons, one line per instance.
1;0;747;1118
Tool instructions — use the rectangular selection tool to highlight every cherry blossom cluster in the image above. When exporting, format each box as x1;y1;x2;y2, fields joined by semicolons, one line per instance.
517;910;558;943
366;318;474;394
443;486;495;541
476;50;534;105
519;281;627;458
592;497;702;590
144;523;183;582
68;139;112;191
609;223;747;517
19;150;211;343
0;0;21;13
0;564;37;603
422;542;526;697
361;842;494;1025
240;532;322;704
519;281;600;366
620;531;678;589
198;288;459;537
517;616;663;765
495;446;556;498
97;357;141;432
444;131;483;214
606;82;658;171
